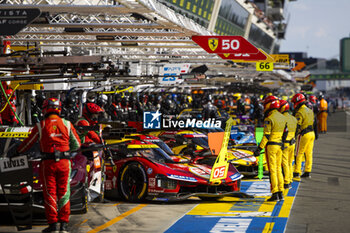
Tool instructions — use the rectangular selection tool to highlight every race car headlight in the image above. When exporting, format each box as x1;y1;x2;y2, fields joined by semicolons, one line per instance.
156;174;177;190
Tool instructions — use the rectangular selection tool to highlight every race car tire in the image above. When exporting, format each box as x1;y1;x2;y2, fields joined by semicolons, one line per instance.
119;162;148;202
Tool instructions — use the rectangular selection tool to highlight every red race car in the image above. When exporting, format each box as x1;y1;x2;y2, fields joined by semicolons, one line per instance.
104;138;251;202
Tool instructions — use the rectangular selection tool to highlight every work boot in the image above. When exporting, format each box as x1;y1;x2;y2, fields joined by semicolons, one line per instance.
301;172;311;178
42;223;59;233
293;173;301;181
277;192;284;201
284;183;291;189
59;222;69;233
267;192;279;202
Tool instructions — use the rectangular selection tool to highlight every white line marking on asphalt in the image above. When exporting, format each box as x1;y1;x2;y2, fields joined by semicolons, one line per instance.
207;212;271;217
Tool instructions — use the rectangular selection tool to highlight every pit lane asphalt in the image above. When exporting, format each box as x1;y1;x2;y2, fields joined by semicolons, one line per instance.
286;110;350;233
0;110;349;233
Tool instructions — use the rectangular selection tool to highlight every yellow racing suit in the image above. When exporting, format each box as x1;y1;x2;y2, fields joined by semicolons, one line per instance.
259;109;287;194
294;104;315;176
282;112;297;185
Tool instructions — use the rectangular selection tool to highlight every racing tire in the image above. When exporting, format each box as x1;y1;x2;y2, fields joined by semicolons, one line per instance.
119;162;148;202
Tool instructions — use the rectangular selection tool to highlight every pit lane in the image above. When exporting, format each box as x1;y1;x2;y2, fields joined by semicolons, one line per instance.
0;111;349;233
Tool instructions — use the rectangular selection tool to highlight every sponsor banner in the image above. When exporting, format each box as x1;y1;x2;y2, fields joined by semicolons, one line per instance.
0;132;29;138
271;54;290;64
167;174;197;182
159;63;190;85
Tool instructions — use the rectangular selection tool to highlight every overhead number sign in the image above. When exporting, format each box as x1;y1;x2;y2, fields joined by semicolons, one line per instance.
0;8;41;36
192;35;259;54
217;50;267;61
256;62;273;71
231;49;274;63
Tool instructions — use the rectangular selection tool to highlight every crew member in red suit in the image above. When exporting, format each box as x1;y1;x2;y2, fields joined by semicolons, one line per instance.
75;103;104;145
17;98;81;233
1;89;19;125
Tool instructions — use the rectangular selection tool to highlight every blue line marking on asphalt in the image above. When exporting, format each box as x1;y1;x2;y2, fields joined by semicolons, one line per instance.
271;200;283;217
287;181;300;196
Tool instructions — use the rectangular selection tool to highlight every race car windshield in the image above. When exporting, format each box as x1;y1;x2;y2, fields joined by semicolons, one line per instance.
152;141;174;155
191;137;209;149
136;148;174;163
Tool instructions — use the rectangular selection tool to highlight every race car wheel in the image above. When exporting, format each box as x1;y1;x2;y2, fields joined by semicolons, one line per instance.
119;162;148;202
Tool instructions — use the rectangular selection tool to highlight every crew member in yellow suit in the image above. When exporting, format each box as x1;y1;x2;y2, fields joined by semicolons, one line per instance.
254;96;287;201
279;100;297;189
291;93;315;179
317;94;328;133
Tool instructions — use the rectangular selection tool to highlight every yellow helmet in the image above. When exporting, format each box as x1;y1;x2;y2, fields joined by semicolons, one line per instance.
187;95;192;103
282;96;288;101
233;93;241;100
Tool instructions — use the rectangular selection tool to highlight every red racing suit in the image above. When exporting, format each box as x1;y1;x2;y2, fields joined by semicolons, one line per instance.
17;114;81;224
1;101;19;125
75;118;101;145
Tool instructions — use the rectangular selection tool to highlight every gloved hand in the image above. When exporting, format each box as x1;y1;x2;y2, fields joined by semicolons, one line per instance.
253;147;262;157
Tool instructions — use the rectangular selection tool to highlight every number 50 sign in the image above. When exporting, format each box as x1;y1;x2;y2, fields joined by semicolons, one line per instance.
192;36;259;54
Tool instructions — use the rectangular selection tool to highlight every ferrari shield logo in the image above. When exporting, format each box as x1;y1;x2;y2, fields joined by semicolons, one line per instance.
53;125;57;130
223;53;230;58
208;38;218;52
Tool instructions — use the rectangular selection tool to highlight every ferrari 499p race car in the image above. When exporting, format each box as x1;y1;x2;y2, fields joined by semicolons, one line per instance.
148;129;260;176
103;138;251;202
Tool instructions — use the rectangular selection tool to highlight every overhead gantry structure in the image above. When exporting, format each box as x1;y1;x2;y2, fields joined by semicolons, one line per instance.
1;0;230;65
